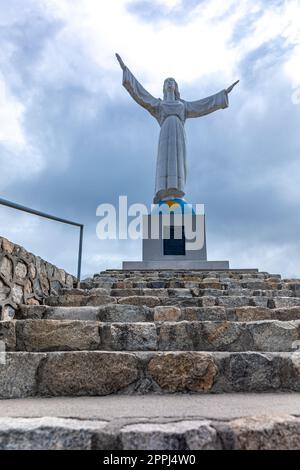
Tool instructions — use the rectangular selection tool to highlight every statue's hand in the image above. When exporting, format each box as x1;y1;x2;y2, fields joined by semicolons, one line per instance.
226;80;239;94
116;53;126;71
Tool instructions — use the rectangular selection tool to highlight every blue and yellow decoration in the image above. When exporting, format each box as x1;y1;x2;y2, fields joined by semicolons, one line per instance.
152;198;195;215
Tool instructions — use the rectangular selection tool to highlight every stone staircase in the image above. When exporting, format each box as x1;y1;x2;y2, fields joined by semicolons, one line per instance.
1;268;300;398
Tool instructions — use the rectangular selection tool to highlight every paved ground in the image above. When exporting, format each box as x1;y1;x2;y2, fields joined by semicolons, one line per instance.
1;393;300;421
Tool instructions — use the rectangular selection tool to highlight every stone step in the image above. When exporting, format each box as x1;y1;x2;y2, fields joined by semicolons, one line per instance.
108;280;289;289
17;304;153;321
162;296;300;308
78;273;300;296
0;413;300;450
97;269;270;278
44;293;300;309
17;304;300;322
60;288;110;295
82;277;262;288
107;281;297;291
225;289;295;297
7;319;300;353
130;286;296;297
1;351;300;398
94;271;284;280
45;294;117;307
110;288;174;297
83;277;290;289
61;286;298;299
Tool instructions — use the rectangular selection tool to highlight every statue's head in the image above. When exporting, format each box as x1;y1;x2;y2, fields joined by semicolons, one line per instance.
163;77;180;100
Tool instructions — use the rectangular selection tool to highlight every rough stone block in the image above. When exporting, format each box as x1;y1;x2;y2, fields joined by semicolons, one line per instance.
0;417;109;450
168;289;193;298
227;415;300;450
201;321;251;351
234;306;274;321
215;352;283;392
273;307;300;321
157;322;201;350
154;306;182;322
38;352;139;396
1;238;14;254
0;256;13;281
44;306;101;321
0;321;16;350
271;298;300;309
183;307;226;321
143;288;167;297
148;352;218;392
0;353;45;398
250;297;269;308
111;289;144;297
118;296;161;307
15;261;27;279
121;420;220;450
45;294;115;307
16;320;101;351
1;305;16;321
98;304;153;322
101;323;157;351
0;279;10;302
217;297;250;308
249;320;299;352
11;285;24;304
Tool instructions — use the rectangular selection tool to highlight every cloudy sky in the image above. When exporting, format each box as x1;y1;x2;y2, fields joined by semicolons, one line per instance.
0;0;300;278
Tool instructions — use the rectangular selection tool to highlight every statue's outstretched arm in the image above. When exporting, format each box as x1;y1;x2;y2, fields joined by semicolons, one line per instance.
185;80;239;119
116;53;160;119
185;90;228;119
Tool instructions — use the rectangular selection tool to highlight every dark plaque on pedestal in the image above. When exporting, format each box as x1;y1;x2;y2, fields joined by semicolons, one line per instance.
163;226;186;255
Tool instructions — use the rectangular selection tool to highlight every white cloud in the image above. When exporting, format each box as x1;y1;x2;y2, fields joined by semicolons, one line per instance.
1;0;299;129
25;0;299;99
2;0;299;107
38;0;237;92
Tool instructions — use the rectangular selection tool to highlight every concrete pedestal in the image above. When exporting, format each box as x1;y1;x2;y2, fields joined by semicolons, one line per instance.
122;209;229;270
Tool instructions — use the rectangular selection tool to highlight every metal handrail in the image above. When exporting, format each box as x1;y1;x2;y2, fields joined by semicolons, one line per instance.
0;197;84;281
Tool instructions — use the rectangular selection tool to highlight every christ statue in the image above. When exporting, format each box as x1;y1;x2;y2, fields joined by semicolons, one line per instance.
116;53;239;204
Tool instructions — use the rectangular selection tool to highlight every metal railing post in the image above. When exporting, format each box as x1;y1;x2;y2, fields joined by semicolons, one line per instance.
0;197;84;283
77;225;84;284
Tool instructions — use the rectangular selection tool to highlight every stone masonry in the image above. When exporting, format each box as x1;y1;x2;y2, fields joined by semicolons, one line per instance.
1;414;300;450
0;237;75;321
2;267;300;397
1;239;300;449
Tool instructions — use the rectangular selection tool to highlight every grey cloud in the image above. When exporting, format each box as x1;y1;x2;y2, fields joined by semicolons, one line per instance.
238;38;294;87
127;0;205;24
186;71;300;253
0;13;63;97
229;0;287;42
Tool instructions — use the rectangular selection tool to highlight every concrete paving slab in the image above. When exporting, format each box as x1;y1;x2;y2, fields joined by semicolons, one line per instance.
0;393;300;421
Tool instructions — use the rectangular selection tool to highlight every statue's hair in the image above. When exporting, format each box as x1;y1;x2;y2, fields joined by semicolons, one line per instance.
163;77;181;100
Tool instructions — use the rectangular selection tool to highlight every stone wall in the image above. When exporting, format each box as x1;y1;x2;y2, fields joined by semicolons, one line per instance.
0;237;75;320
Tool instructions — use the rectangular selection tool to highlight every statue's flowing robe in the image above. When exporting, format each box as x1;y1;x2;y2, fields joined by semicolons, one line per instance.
122;67;229;203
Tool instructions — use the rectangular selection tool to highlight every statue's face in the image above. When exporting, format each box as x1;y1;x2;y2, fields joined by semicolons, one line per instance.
165;78;176;92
